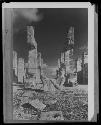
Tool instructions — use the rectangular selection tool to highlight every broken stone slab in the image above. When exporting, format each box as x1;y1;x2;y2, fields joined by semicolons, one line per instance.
29;99;46;111
50;79;61;90
40;111;64;120
21;96;29;105
22;91;33;97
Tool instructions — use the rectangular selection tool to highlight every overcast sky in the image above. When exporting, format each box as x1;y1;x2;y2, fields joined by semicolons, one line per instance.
13;8;88;67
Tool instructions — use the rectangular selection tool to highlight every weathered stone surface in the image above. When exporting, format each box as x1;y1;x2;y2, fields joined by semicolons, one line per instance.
29;99;46;111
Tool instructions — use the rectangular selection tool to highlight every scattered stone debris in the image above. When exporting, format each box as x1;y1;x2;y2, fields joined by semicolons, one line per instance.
13;85;88;121
40;111;64;120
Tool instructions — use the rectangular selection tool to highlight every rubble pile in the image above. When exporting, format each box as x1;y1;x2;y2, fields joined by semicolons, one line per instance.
13;86;88;120
40;111;64;120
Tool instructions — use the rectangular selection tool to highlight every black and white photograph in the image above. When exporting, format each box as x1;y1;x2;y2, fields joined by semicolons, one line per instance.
2;2;97;122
